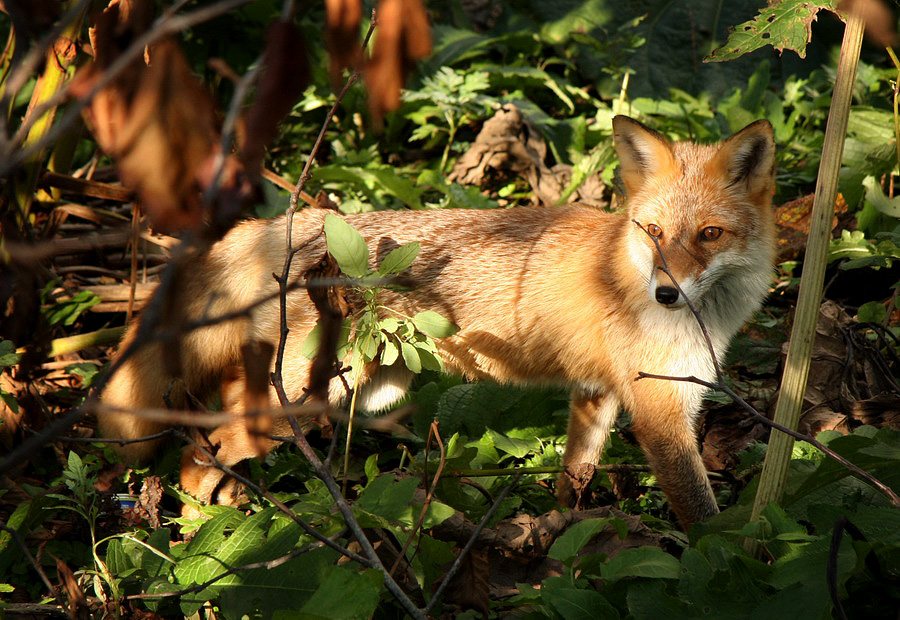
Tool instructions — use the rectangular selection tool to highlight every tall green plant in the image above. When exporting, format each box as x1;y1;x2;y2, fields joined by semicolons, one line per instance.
708;1;866;550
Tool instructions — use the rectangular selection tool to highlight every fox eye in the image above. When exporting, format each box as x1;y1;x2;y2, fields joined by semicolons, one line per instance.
646;223;663;238
700;226;723;241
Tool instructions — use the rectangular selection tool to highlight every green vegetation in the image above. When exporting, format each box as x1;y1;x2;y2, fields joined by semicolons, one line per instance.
1;0;898;618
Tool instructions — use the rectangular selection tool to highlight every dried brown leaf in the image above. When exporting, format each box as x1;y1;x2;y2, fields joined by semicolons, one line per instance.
241;20;310;176
365;0;431;124
55;556;88;620
74;0;228;233
440;549;490;616
325;0;362;87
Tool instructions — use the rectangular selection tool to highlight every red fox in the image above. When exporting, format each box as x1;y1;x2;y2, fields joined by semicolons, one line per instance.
99;115;776;529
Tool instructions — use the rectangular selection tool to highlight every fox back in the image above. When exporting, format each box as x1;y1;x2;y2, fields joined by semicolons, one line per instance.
99;115;776;529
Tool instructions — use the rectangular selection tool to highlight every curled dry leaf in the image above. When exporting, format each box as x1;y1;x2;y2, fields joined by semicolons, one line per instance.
325;0;362;87
73;0;227;233
365;0;431;125
240;19;310;177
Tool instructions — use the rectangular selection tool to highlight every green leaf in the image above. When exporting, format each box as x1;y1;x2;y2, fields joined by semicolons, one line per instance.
297;566;382;619
0;341;20;368
548;518;611;563
857;301;887;323
863;175;900;218
357;475;418;525
412;311;459;338
0;392;18;414
543;584;619;620
413;344;443;372
601;546;681;582
380;339;399;366
300;322;322;359
324;213;369;278
706;0;839;62
400;341;422;374
66;362;100;387
377;242;420;275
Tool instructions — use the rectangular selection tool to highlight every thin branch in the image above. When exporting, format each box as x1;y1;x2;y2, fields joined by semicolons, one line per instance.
284;416;426;620
390;421;447;576
636;371;900;507
0;524;57;601
172;430;374;567
632;219;724;383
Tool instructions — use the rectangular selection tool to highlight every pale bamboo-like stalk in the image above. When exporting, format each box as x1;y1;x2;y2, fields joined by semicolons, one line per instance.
747;13;865;549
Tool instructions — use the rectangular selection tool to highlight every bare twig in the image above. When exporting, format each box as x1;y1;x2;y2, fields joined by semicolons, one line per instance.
0;524;57;601
284;416;425;619
172;430;373;567
389;421;447;576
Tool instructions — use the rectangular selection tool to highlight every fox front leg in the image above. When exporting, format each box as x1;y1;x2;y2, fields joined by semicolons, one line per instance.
628;382;718;529
557;389;621;508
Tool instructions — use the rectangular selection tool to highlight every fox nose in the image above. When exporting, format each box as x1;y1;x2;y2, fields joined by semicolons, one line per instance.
655;286;679;305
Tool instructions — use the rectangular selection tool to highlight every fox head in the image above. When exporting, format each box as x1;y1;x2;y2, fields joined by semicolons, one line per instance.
612;115;776;312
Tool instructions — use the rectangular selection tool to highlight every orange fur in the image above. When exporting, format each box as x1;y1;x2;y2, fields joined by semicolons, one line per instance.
99;116;776;529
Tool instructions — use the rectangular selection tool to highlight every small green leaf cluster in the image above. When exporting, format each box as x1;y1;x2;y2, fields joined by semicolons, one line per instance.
302;213;459;382
41;282;101;327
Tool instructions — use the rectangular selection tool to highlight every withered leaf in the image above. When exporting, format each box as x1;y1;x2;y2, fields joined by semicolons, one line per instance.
325;0;362;87
241;20;310;177
74;0;233;233
365;0;431;125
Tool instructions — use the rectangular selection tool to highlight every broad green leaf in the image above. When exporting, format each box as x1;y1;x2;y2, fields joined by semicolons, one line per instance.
357;475;418;524
863;175;900;218
379;317;400;333
400;341;422;373
601;546;681;582
489;430;537;459
377;242;420;275
412;311;459;338
300;322;322;359
413;344;443;372
857;301;887;323
380;339;399;366
357;326;379;362
0;341;20;368
544;585;619;620
548;518;611;563
364;454;380;484
706;0;839;62
324;214;369;278
297;566;382;619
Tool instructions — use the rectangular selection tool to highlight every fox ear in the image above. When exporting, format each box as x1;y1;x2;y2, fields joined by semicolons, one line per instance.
712;120;775;199
612;115;677;197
